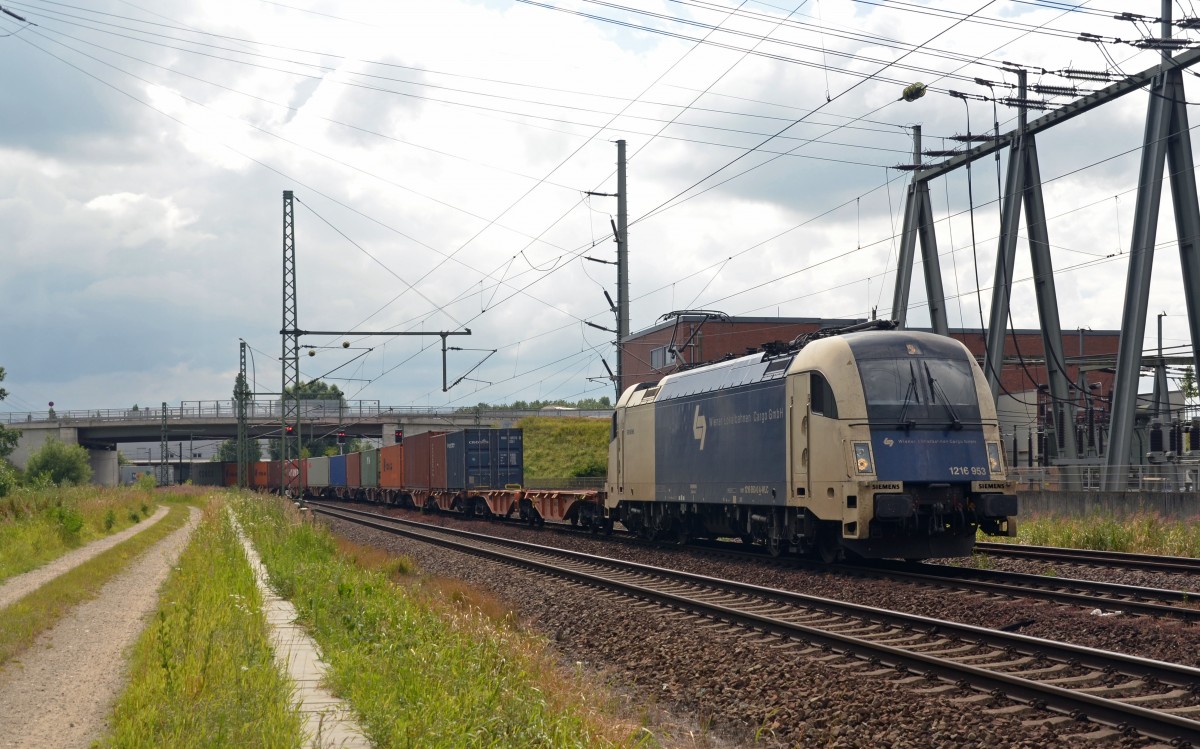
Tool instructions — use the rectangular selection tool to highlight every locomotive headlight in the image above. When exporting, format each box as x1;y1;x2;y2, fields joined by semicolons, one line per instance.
852;442;874;474
986;442;1004;475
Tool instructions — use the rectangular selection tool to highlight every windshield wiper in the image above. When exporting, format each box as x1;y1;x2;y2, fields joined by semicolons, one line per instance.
897;361;919;430
924;361;962;430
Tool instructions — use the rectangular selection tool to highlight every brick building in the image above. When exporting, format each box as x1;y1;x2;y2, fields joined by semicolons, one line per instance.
619;314;1123;469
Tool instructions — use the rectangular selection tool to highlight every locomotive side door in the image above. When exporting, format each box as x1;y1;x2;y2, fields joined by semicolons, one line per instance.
807;370;850;522
787;371;810;504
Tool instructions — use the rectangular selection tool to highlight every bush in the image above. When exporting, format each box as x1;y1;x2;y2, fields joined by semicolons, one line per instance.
135;472;156;492
24;439;92;487
0;462;16;498
49;505;84;541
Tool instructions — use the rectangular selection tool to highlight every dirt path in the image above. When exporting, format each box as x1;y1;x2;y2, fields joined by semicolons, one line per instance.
0;506;202;749
0;505;170;610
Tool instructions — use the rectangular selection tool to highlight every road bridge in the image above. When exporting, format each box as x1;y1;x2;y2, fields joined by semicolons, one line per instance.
3;401;611;486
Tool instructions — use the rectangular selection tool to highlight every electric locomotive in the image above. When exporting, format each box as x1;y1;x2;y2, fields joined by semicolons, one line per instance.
604;321;1018;560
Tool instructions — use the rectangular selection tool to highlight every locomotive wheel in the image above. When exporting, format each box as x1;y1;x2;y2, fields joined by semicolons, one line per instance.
765;533;783;557
816;526;841;564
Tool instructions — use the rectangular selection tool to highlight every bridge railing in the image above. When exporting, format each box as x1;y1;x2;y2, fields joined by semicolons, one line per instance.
2;402;612;424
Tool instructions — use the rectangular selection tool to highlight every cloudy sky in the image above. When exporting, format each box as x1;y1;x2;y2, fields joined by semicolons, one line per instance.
1;0;1196;417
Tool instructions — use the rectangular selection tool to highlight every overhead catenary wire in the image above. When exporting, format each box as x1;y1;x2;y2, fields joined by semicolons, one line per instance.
5;0;1188;409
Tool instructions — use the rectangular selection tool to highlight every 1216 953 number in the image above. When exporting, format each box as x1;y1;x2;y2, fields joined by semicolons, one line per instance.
948;465;987;476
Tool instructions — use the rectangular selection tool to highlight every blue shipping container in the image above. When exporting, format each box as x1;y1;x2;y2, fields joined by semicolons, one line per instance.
329;454;347;487
446;428;523;490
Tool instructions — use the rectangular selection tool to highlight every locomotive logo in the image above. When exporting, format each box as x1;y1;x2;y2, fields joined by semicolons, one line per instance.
883;437;895;447
693;405;707;450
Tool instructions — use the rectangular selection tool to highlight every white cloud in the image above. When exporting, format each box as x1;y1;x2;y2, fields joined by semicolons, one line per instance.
1;0;1197;414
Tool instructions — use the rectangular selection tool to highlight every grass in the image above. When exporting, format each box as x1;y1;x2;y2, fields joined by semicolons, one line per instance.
0;502;193;668
0;485;162;584
99;497;303;749
982;511;1200;556
517;416;609;478
235;495;646;748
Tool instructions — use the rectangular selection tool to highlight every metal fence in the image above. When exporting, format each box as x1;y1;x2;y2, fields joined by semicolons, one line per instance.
1012;463;1200;493
2;402;612;425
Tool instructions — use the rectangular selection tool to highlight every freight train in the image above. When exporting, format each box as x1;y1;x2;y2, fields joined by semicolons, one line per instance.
192;322;1016;560
201;427;604;527
605;320;1018;560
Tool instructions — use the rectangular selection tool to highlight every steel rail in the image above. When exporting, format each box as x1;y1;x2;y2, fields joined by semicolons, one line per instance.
856;559;1200;621
975;542;1200;574
549;521;1200;620
308;501;1200;746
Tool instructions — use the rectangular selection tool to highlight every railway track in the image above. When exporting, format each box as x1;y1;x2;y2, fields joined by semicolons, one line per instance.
345;500;1200;622
308;501;1200;747
975;542;1200;574
850;560;1200;622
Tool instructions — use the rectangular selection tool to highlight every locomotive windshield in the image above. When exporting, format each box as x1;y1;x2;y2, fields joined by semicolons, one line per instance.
848;335;982;427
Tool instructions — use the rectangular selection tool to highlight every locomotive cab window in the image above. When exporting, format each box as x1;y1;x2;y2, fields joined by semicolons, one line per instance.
810;372;838;418
853;345;982;426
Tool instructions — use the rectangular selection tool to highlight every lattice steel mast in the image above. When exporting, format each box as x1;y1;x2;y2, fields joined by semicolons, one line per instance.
281;191;301;497
236;340;250;489
1104;2;1200;489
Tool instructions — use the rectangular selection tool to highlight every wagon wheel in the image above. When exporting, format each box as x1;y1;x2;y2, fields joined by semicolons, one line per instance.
670;518;689;546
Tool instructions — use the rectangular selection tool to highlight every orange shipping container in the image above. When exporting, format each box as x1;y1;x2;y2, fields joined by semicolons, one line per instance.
223;462;237;487
252;461;270;489
380;444;404;488
430;433;447;490
281;459;307;491
346;452;361;488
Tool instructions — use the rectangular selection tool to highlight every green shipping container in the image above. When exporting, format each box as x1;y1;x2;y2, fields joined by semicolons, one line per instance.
360;448;379;488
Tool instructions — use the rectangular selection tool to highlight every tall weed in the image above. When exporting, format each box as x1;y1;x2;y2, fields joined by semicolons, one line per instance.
0;486;181;583
1009;511;1200;556
236;496;629;748
100;500;302;748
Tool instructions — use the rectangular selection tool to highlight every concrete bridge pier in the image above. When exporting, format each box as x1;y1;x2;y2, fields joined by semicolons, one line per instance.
7;423;118;487
89;449;119;487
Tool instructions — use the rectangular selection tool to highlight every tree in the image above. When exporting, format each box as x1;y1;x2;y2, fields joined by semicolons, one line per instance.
1181;366;1198;402
215;438;262;463
25;438;92;486
0;367;19;459
458;396;613;413
269;379;347;459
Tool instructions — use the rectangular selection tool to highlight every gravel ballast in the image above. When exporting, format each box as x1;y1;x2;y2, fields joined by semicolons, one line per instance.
320;507;1193;748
